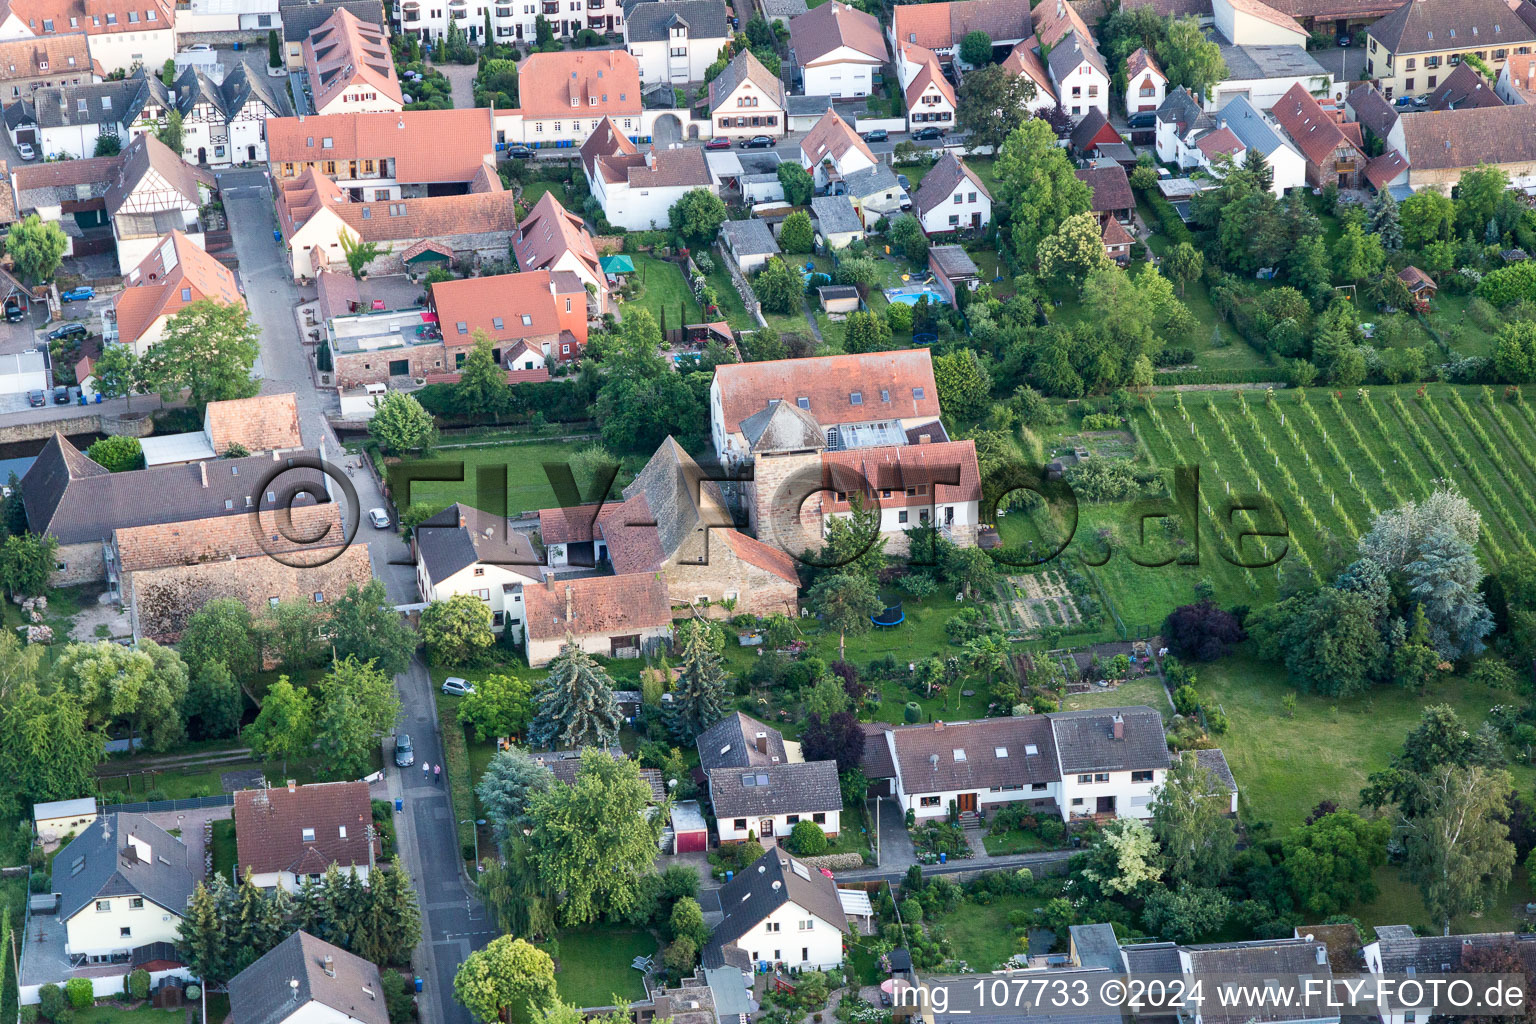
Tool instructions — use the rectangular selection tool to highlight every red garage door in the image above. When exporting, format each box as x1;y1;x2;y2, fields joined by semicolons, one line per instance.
676;829;707;853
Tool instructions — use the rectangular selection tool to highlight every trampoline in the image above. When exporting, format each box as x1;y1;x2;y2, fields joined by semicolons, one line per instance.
871;603;905;628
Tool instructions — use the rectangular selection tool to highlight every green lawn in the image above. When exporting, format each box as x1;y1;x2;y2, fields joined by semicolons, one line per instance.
544;927;655;1006
981;829;1057;855
703;260;753;330
72;1006;187;1024
1419;291;1500;359
390;438;593;520
210;819;237;884
98;753;378;801
1062;674;1168;712
620;254;703;330
929;892;1049;969
1199;653;1536;831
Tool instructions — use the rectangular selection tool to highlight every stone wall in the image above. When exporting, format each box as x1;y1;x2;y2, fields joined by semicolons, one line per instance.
666;551;798;618
51;541;106;587
315;230;518;279
126;543;373;642
0;410;155;445
332;342;449;389
746;450;823;553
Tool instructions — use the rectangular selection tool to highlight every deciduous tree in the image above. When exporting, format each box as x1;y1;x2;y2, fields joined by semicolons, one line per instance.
314;656;402;778
1160;16;1227;99
956;65;1035;155
1281;809;1390;916
1036;211;1113;284
55;640;188;751
995;119;1091;266
245;676;315;774
1402;764;1516;934
0;680;102;810
86;435;142;472
459;673;535;742
753;257;802;315
180;597;259;679
4;213;67;284
933;348;992;422
1082;817;1161;896
1150;751;1238;884
668;189;727;244
420;593;495;665
453;936;557;1024
145;299;261;406
368;392;438;455
327;580;418;678
777;162;814;206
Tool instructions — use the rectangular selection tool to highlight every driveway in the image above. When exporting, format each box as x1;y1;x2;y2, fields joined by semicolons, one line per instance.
1313;45;1368;94
433;62;477;108
874;796;915;870
144;804;233;884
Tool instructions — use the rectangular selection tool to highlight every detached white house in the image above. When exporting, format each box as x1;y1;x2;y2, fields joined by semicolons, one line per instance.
911;151;991;233
228;932;390;1024
581;116;715;231
20;813;194;1003
32;798;98;844
701;848;851;972
709;49;787;140
413;503;543;641
788;1;888;98
1126;47;1166;114
798;107;877;189
624;0;731;85
699;713;842;844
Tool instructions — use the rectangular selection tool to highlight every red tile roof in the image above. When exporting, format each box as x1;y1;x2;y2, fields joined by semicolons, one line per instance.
539;502;601;545
1364;148;1409;188
1032;0;1093;48
333;189;520;244
515;190;601;282
1075;163;1134;212
1197;126;1244;159
1126;46;1162;80
0;32;88;81
714;350;941;434
892;3;952;49
303;7;401;112
233;781;377;877
516;48;642;120
205;394;304;454
523;571;672;641
821;438;982;508
1102;216;1135;248
789;1;888;65
5;0;172;42
113;231;243;348
1271;81;1358;167
800;108;877;169
266;108;496;185
431;270;586;350
719;528;800;584
1000;37;1054;97
905;55;956;109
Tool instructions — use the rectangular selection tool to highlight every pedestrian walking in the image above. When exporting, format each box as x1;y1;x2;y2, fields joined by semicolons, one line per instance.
434;764;442;784
422;762;430;782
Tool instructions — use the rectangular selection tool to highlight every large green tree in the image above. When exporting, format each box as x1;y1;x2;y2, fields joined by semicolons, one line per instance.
1160;16;1227;98
92;344;147;409
668;188;727;244
420;593;496;665
807;572;882;660
477;746;554;841
144;299;261;406
458;672;535;742
995;119;1093;267
54;640;188;752
454;937;557;1024
326;580;418;678
368;392;438;455
527;643;623;749
245;676;315;774
753;257;802;315
1281;809;1391;916
1407;522;1494;660
529;748;664;924
956;65;1036;155
1082;817;1162;896
314;656;402;779
0;680;102;811
1400;188;1455;248
182;659;243;739
179;597;259;679
456;332;512;420
4;214;68;284
779;210;814;254
1149;750;1238;885
663;621;731;742
1401;764;1516;935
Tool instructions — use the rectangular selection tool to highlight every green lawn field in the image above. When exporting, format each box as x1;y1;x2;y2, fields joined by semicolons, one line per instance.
393;439;593;519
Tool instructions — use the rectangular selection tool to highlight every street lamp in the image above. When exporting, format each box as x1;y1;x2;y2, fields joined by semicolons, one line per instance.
460;818;488;870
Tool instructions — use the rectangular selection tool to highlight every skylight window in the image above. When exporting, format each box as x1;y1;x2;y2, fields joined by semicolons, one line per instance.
995;747;1008;758
953;748;966;761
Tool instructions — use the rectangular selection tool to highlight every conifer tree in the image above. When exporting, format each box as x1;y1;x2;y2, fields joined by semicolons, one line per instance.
527;643;623;749
663;622;730;742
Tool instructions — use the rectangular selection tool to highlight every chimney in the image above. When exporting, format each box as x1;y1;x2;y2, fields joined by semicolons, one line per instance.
917;433;931;444
199;461;207;488
458;510;466;528
934;720;945;731
755;732;768;754
287;779;297;792
1111;714;1124;740
546;573;556;592
322;955;335;978
564;584;573;623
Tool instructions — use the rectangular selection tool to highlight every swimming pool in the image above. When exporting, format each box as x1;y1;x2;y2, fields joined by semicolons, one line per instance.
887;290;947;306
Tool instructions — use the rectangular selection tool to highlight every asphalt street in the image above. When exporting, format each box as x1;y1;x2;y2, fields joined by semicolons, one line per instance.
224;169;486;1024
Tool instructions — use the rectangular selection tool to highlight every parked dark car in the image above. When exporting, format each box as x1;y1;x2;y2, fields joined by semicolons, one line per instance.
3;296;25;322
862;128;889;143
897;173;911;190
1127;111;1158;130
47;322;87;341
737;135;775;149
52;385;70;405
505;145;534;159
705;136;733;150
1337;33;1352;46
26;389;44;408
912;126;946;141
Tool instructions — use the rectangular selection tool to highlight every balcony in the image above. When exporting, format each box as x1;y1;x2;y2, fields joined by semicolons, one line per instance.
542;2;558;12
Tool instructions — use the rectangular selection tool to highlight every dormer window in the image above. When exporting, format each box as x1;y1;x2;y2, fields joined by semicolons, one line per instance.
521;314;533;325
492;317;503;329
302;828;316;842
797;396;809;408
850;391;862;404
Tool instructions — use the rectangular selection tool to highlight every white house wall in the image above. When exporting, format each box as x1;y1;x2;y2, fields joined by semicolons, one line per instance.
802;49;880;98
731;901;845;971
65;899;182;956
1059;768;1165;819
715;807;840;842
88;29;176;76
918;186;991;233
1206;73;1332;114
420;560;535;643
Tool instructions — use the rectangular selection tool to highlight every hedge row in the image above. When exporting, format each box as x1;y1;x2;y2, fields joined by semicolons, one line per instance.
1152;367;1288;386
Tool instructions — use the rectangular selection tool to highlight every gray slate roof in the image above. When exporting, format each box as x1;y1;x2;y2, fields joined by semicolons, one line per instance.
1347;82;1399;140
840;162;900;199
708;759;843;818
1371;928;1536;975
740;399;826;453
22;434;328;546
721;217;781;257
280;0;386;41
1216;42;1326;81
810;194;863;235
415;503;540;582
56;813;194;921
786;93;836;116
627;0;730;41
1182;939;1332;1024
1047;31;1107;82
881;716;1060;793
229;931;389;1024
1195;747;1238;793
913;152;988;216
929;244;979;279
698;712;787;771
1214;95;1290;157
1156;85;1214;134
1050;706;1170;773
32;79;141;129
1122;941;1182;976
702;849;849;968
711;49;786;111
1070;923;1122;971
